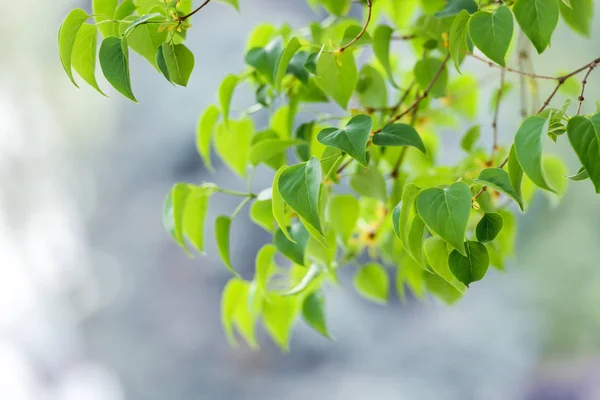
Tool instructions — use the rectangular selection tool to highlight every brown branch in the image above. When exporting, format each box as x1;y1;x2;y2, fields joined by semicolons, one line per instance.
491;69;506;161
468;53;557;81
374;54;451;134
339;0;372;52
180;0;212;20
336;157;353;176
577;62;597;115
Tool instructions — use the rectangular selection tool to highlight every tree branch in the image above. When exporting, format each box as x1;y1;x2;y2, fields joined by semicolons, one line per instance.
339;0;372;52
180;0;212;21
577;62;597;115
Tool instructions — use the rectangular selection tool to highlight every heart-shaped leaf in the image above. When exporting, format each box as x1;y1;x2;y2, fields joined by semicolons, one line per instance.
416;182;471;255
476;213;504;243
567;115;600;193
99;36;137;101
372;24;398;87
423;236;466;293
353;263;389;304
475;168;524;210
372;123;427;154
278;157;324;236
316;51;358;109
448;241;490;286
215;215;238;275
513;0;559;54
317;114;373;166
449;10;472;73
274;223;309;265
302;291;332;339
514;115;556;192
468;6;513;66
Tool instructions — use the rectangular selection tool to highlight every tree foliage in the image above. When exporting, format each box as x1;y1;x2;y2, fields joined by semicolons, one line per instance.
59;0;600;350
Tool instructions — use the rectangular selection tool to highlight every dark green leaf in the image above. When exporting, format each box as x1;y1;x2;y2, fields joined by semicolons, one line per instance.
475;168;524;210
372;123;427;154
99;37;137;101
567;115;600;193
468;6;514;66
448;241;490;286
317;114;372;166
274;223;309;265
513;0;559;53
476;213;504;243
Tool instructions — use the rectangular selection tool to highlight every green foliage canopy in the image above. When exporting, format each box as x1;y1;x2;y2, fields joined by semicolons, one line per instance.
59;0;600;350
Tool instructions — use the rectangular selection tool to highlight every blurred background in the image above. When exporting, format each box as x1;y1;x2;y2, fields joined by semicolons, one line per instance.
1;0;600;399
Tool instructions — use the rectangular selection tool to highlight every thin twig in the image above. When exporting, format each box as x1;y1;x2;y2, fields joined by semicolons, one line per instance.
577;62;597;115
339;0;372;52
180;0;212;20
491;69;506;161
468;53;557;81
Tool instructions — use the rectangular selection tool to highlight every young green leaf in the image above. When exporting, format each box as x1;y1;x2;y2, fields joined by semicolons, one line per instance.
99;37;137;101
327;194;359;244
163;183;191;252
508;144;524;204
468;6;514;66
316;51;358;109
475;168;524;210
414;57;449;98
567;116;600;193
407;215;428;270
221;278;258;349
460;125;480;152
353;263;389;304
245;36;284;84
278;157;324;236
393;184;421;248
183;184;217;254
249;139;302;167
274;223;309;265
356;65;388;109
215;215;237;275
255;244;277;294
423;236;466;293
250;199;275;232
196;105;221;172
93;0;118;38
567;166;589;181
219;74;239;124
476;213;504;243
448;241;490;287
513;0;559;54
449;9;471;72
58;8;89;87
350;166;388;203
559;0;593;37
372;25;398;87
71;24;104;94
217;0;240;11
262;295;301;351
416;182;471;255
214;118;253;177
514;115;556;192
372;124;427;154
157;43;195;86
302;291;332;339
122;16;168;70
272;166;294;242
317;114;373;166
275;37;301;91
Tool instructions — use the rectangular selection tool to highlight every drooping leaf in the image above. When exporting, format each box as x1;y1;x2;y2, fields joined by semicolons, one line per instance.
350;166;388;203
353;263;389;304
316;51;358;109
475;168;524;210
372;124;427;154
196;105;220;172
449;10;472;72
221;278;258;349
372;24;398;87
255;244;277;295
272;166;294;242
513;0;560;54
476;213;504;243
219;74;239;124
58;9;89;87
275;37;301;91
514;115;556;192
423;236;466;293
215;216;237;275
468;6;514;66
214;118;253;177
567;116;600;193
567;166;589;181
262;295;301;351
250;199;275;232
278;157;324;236
416;182;471;255
460;125;480;152
508;144;524;205
559;0;593;37
182;184;217;254
99;37;137;101
71;24;104;94
327;194;359;244
448;241;490;286
274;223;310;265
122;15;167;69
317;115;372;166
93;0;118;38
302;291;332;339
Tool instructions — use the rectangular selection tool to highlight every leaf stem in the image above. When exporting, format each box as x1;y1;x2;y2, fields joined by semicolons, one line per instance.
217;188;256;198
231;197;252;219
180;0;212;21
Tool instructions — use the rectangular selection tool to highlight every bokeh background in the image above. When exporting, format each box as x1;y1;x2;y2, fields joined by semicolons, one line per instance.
1;0;600;399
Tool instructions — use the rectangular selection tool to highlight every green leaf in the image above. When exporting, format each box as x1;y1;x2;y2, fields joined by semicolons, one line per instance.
414;57;448;98
255;244;277;294
448;241;490;287
476;213;504;243
350;166;388;203
468;6;514;66
302;291;332;339
559;0;593;37
353;263;389;304
215;216;237;275
71;24;104;94
475;168;524;210
274;223;309;265
423;236;466;293
214;118;253;177
316;51;358;109
425;274;463;304
123;12;163;37
508;144;524;204
58;9;89;88
372;124;427;154
249;139;302;167
320;0;351;16
219;74;239;124
262;295;301;351
217;0;240;11
407;215;428;269
93;0;118;38
275;37;301;91
183;184;217;254
567;116;600;193
513;0;559;54
245;37;284;84
460;125;480;152
317;115;372;166
157;43;195;86
567;166;589;181
435;0;477;18
278;157;324;236
282;263;324;296
416;182;471;255
514;115;556;192
196;105;220;172
449;10;472;73
372;25;398;87
163;183;189;251
250;199;275;232
121;15;167;70
99;37;137;102
327;194;359;244
272;167;294;242
393;184;420;249
221;278;258;349
356;65;388;109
